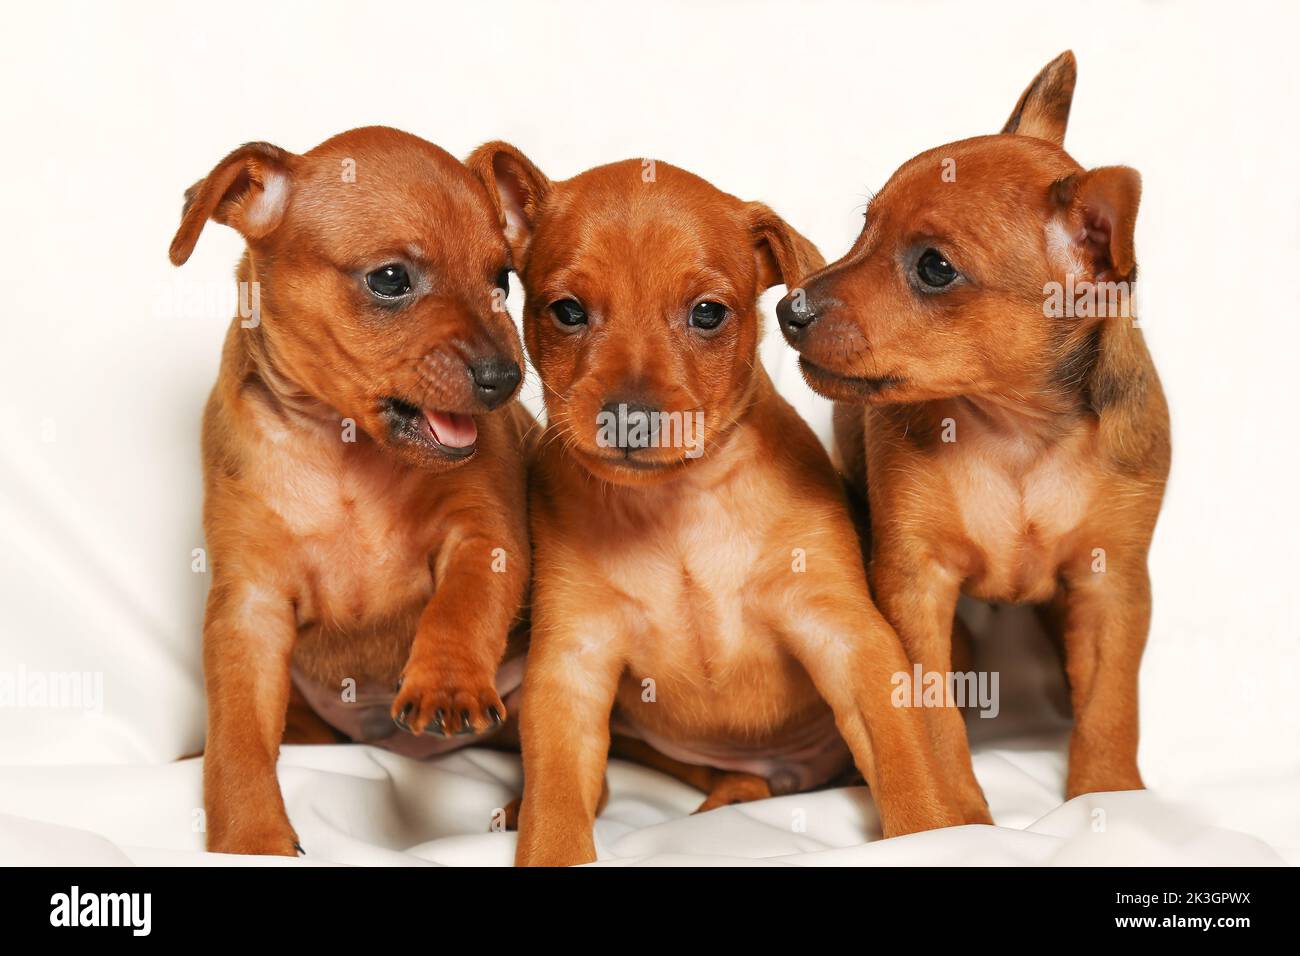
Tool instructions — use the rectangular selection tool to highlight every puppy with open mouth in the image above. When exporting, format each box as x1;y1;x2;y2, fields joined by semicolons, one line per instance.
468;143;980;867
171;127;534;856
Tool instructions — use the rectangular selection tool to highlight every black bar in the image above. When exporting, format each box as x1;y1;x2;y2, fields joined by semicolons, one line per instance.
0;866;1284;940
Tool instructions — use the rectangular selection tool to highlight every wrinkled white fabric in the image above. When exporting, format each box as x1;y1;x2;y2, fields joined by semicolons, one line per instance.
0;737;1290;867
0;588;1293;865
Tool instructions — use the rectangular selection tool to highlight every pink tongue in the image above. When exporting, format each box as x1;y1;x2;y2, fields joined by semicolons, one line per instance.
426;410;478;448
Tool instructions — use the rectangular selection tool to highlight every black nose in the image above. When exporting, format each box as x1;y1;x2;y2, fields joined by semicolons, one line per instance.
776;290;818;342
469;356;521;409
598;400;661;451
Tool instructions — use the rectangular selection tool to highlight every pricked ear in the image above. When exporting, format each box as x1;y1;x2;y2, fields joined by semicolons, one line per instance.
1002;50;1076;147
466;141;551;267
168;142;296;266
1049;166;1142;281
747;203;825;292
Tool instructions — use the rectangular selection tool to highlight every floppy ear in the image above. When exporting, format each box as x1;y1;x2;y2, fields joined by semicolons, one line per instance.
1049;166;1142;282
168;142;296;266
1002;50;1076;147
746;203;825;292
466;141;551;267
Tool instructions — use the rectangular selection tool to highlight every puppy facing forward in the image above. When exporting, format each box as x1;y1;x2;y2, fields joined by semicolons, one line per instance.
170;127;533;856
467;143;980;867
776;52;1170;812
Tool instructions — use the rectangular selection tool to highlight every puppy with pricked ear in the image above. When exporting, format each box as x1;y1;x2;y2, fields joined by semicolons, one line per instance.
469;142;977;867
1002;48;1077;144
173;127;534;856
777;51;1170;812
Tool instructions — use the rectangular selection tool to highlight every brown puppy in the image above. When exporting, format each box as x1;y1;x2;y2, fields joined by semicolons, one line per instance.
776;52;1170;815
170;127;533;856
468;143;977;867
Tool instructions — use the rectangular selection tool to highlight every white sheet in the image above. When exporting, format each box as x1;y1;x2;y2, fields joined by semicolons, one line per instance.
0;737;1291;867
0;600;1293;866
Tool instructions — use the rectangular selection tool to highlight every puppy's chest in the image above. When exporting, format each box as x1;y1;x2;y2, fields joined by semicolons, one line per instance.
940;425;1097;602
252;431;435;626
604;494;789;684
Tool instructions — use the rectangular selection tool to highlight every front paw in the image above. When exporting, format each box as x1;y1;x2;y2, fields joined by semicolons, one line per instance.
208;822;302;857
516;834;597;867
390;662;505;737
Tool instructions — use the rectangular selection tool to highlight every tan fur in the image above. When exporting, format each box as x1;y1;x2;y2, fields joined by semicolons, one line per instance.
173;127;533;856
469;145;980;867
777;52;1170;810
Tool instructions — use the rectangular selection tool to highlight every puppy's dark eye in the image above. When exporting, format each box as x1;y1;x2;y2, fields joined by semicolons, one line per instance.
916;249;958;288
495;268;511;299
366;264;412;298
550;299;587;328
689;301;727;331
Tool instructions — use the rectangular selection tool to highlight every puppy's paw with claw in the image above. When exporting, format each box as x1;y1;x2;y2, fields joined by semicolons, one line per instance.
208;823;302;858
390;663;505;737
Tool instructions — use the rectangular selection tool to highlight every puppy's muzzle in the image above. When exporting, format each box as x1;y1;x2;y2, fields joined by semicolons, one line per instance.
776;291;820;343
598;401;661;450
469;356;522;410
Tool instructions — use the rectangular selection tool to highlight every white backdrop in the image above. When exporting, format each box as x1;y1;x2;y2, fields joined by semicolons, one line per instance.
0;0;1296;864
